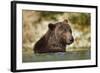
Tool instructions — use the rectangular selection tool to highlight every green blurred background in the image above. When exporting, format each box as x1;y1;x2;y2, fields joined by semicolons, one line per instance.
22;10;91;62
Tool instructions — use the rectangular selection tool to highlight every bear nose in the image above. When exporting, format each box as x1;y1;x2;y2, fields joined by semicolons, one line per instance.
70;37;74;42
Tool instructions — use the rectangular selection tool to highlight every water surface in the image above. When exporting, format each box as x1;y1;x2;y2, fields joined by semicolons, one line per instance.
23;50;90;63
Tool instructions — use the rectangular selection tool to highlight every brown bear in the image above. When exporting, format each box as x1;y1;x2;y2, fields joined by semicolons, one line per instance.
33;19;74;53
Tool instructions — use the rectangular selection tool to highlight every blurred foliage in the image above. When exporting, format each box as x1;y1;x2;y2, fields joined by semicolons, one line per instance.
39;11;63;21
68;13;91;31
69;13;90;26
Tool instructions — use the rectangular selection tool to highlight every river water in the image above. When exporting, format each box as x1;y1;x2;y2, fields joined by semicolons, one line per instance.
23;50;90;63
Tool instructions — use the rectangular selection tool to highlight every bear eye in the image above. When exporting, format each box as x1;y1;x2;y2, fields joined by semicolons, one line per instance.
64;29;67;32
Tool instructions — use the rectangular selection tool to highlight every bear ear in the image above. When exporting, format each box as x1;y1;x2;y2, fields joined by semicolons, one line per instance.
48;23;56;30
63;19;68;24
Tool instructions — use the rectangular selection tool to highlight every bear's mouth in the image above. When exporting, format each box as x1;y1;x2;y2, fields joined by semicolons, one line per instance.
66;42;73;45
66;40;74;45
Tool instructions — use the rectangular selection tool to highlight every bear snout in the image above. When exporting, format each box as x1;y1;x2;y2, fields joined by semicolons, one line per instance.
66;36;74;45
69;36;74;43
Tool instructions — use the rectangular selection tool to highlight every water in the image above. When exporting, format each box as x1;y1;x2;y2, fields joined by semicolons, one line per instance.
22;50;90;63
